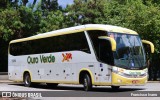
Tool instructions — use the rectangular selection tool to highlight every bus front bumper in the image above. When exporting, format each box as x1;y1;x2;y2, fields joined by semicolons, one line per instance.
112;72;147;86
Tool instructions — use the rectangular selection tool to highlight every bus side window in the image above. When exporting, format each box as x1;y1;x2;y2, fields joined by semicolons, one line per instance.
87;30;106;59
99;39;114;65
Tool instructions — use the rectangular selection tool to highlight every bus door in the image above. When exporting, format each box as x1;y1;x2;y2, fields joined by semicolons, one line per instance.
98;39;113;83
95;63;112;83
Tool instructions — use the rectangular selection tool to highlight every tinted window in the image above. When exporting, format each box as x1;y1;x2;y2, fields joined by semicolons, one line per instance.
87;30;106;57
99;39;114;65
87;30;114;65
10;32;90;56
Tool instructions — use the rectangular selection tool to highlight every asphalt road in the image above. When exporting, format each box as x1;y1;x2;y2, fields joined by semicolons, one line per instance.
0;82;160;100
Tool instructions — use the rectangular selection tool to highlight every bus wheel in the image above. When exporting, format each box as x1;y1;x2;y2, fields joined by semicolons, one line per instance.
111;86;120;90
24;73;32;87
46;83;58;87
83;74;92;91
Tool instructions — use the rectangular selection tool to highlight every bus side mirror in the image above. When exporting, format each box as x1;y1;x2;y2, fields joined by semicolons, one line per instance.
98;36;116;51
142;40;154;53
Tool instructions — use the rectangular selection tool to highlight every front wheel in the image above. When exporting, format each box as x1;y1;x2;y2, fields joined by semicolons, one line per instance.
83;74;92;91
24;73;32;87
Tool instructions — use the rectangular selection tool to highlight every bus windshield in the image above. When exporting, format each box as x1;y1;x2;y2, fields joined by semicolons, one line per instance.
108;32;146;70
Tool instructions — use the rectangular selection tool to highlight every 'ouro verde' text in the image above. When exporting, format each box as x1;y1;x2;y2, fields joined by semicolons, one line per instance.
27;54;55;64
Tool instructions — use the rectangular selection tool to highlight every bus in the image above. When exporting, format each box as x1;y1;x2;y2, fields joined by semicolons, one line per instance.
8;24;154;91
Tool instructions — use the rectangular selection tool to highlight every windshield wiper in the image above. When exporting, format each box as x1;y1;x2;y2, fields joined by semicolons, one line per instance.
132;37;144;68
128;47;135;67
128;38;142;68
132;46;143;68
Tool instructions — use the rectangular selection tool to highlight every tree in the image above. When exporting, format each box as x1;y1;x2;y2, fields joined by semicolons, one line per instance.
41;0;59;11
66;0;108;25
0;6;42;72
0;8;24;41
38;10;64;33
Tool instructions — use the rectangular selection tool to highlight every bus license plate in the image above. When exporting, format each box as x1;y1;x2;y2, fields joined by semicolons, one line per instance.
132;80;139;84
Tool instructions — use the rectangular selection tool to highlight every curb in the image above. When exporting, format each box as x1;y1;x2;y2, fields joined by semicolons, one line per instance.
147;81;160;83
0;80;14;83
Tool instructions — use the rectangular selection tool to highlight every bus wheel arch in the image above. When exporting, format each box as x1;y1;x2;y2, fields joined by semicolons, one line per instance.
79;70;93;91
23;71;32;87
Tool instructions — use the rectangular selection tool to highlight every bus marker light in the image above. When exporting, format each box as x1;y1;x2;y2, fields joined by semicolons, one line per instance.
100;63;103;67
117;79;122;83
96;77;98;81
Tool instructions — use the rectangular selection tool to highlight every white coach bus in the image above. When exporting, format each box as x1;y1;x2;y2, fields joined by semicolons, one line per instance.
8;24;154;91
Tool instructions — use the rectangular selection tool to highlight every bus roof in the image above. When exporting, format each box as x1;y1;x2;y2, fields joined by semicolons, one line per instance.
10;24;138;43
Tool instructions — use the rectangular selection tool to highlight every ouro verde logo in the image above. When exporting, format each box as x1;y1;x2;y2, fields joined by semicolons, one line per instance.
27;54;55;64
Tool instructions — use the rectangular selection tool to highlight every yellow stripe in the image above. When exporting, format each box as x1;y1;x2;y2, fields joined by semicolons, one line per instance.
12;80;23;82
10;24;138;44
98;36;117;51
32;80;79;84
10;29;84;43
23;70;79;84
142;40;154;53
94;82;112;86
85;26;137;34
79;68;95;84
23;69;33;81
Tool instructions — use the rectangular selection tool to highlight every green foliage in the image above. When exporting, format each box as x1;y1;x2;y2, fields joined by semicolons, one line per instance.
39;10;64;33
41;0;59;11
0;8;24;41
18;6;42;37
66;0;108;24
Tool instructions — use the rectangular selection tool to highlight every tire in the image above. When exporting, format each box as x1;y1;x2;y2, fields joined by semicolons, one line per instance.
24;73;32;87
111;86;120;90
83;74;92;91
46;83;58;87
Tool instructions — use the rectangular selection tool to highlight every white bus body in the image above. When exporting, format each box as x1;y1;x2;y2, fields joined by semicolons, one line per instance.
8;24;153;91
